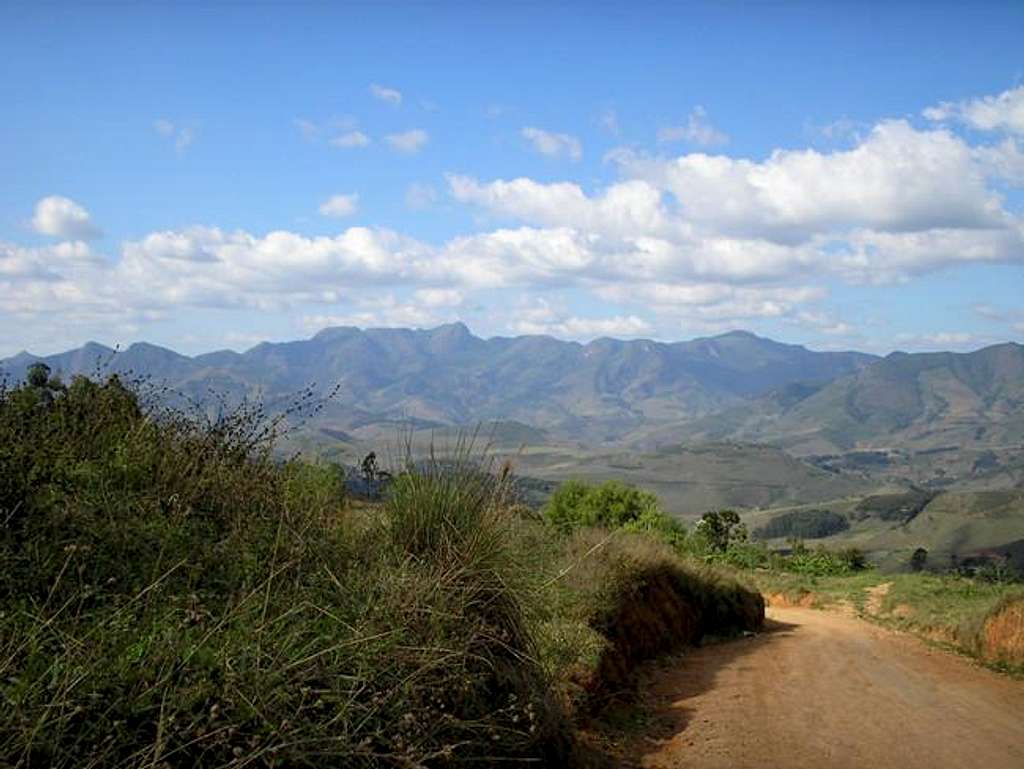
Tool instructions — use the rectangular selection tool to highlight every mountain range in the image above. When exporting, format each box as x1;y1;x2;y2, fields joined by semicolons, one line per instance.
666;342;1024;455
2;324;1021;454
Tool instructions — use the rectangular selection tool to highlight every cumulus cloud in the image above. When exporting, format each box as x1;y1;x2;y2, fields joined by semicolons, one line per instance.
6;87;1024;349
414;287;463;307
595;282;826;330
330;130;371;148
619;120;1007;244
520;127;582;161
31;196;103;241
154;119;194;153
303;295;441;331
447;174;671;240
657;106;728;147
295;118;371;148
319;194;359;218
924;85;1024;135
385;129;429;154
369;83;402;105
511;299;651;339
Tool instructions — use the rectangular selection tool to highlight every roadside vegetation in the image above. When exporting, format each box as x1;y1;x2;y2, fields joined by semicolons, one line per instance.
0;367;762;768
542;475;1024;676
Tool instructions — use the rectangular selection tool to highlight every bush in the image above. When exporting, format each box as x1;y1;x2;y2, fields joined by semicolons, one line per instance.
754;508;850;540
0;376;569;767
543;479;684;546
1;376;766;767
692;509;747;553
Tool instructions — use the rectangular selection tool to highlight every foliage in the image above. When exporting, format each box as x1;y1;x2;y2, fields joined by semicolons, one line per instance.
0;374;569;767
0;375;765;767
911;547;929;572
692;509;747;553
543;479;685;547
753;508;849;540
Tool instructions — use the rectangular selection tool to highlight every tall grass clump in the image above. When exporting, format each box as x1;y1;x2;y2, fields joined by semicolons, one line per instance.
0;373;568;767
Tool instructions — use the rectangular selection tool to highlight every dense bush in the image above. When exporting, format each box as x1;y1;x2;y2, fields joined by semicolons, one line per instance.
853;490;933;522
698;538;867;577
543;479;685;545
0;374;570;767
691;509;747;553
0;374;766;767
754;508;850;540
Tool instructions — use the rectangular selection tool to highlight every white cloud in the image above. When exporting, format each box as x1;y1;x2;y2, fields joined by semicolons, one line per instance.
974;303;1024;335
448;174;671;240
595;282;826;328
924;86;1024;135
520;127;582;161
31;196;102;241
303;295;441;331
6;87;1024;349
385;129;429;154
618;120;1007;245
369;83;402;106
319;194;360;218
510;299;651;339
793;310;853;336
154;119;194;153
414;287;463;307
405;182;438;210
330;130;371;148
295;118;370;148
657;106;728;147
892;331;988;351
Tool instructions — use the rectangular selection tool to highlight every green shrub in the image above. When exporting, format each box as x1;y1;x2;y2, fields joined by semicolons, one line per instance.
543;479;684;547
1;375;766;767
692;509;747;553
0;377;569;767
754;508;850;540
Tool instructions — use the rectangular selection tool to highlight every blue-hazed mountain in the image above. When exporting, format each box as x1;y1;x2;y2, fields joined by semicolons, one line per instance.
663;342;1024;455
0;323;876;443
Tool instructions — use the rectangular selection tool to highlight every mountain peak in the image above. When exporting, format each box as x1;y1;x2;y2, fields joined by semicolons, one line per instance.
312;326;361;342
717;329;759;340
429;321;472;337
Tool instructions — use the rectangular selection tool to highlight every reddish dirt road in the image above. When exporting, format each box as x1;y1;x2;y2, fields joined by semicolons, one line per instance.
630;606;1024;769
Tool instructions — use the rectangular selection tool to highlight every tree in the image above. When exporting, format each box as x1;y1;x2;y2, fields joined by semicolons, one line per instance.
910;547;928;572
695;509;748;553
360;452;379;498
26;362;50;389
543;479;662;532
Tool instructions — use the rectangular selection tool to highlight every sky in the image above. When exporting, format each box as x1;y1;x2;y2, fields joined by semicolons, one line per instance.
1;1;1023;358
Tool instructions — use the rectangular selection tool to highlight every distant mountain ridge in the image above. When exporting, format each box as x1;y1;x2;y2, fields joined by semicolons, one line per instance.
1;324;876;444
666;342;1024;455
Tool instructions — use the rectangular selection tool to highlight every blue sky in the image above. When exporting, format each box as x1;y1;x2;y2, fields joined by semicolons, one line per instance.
2;1;1023;357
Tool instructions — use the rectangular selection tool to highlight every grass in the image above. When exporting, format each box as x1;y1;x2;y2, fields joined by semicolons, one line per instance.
746;567;1024;674
0;371;763;767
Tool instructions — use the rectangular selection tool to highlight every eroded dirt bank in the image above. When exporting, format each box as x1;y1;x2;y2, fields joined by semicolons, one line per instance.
628;607;1024;769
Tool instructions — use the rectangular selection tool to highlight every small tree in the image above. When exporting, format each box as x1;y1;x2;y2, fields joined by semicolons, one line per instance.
360;451;379;497
26;362;50;388
695;509;747;553
910;547;928;572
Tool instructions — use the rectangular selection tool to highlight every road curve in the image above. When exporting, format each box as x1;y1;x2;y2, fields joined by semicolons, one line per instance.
630;606;1024;769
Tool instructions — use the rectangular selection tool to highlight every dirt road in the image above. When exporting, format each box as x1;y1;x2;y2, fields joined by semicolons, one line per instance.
630;606;1024;769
